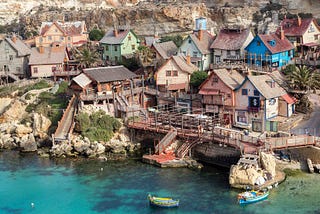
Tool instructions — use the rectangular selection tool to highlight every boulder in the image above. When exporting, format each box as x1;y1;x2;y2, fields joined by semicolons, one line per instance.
15;124;33;137
73;140;90;154
229;164;263;188
1;100;27;122
0;133;16;149
33;113;51;138
260;152;276;177
20;133;37;152
50;141;73;157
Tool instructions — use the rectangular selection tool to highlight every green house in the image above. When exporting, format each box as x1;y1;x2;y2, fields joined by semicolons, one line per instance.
99;28;140;65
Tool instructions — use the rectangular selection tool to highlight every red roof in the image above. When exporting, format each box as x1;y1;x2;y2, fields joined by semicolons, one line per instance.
277;18;319;37
210;28;251;50
282;94;296;104
258;33;294;54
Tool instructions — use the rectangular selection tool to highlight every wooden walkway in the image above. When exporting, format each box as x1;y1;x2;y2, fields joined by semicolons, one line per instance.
127;107;320;155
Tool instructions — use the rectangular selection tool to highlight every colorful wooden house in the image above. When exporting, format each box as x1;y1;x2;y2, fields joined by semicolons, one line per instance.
245;31;295;70
0;34;31;80
35;21;88;48
155;55;198;93
210;28;254;64
199;69;244;125
234;74;296;132
277;16;320;54
179;18;215;71
99;27;140;65
29;44;69;78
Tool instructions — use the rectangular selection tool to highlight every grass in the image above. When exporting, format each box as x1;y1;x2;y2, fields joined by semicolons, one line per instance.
25;82;69;134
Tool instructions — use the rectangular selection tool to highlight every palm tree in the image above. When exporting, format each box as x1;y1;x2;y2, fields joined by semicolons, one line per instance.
74;46;101;69
288;65;320;92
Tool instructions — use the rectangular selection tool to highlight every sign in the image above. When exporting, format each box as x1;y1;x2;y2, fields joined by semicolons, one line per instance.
249;97;260;107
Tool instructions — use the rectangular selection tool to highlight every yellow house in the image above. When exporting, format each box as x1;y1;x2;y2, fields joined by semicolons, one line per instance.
35;21;88;48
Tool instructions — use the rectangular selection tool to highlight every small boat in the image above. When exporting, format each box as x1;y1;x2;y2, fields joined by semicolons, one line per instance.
238;190;269;205
148;194;179;208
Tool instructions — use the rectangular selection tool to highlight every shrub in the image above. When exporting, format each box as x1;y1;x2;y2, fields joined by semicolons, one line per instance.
75;111;121;142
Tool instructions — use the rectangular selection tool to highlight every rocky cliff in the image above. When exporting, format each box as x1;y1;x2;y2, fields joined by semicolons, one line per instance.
1;0;319;38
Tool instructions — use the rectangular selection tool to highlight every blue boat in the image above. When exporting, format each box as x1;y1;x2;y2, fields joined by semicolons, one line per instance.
148;194;179;208
238;190;269;205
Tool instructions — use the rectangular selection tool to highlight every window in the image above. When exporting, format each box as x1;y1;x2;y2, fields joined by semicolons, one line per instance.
227;94;231;98
114;46;118;51
235;50;240;56
106;56;109;61
173;70;178;76
183;51;186;55
188;39;192;44
308;25;315;33
115;56;118;62
105;46;109;51
128;35;131;41
227;50;231;55
253;90;259;96
257;41;261;46
48;36;52;40
9;55;13;61
60;36;64;41
166;70;171;76
131;45;135;50
212;77;218;83
68;36;71;41
193;51;198;57
314;35;319;40
33;67;38;74
237;111;247;123
242;89;248;95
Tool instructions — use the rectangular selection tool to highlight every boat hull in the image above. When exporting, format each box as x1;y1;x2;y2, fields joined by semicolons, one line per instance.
148;195;179;208
238;191;269;205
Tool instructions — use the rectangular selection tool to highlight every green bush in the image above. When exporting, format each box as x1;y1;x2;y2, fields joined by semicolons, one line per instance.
57;81;69;94
75;111;121;142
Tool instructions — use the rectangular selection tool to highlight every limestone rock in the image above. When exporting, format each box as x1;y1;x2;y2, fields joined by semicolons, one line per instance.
50;141;73;157
20;133;37;152
73;140;90;154
1;100;27;122
0;133;16;149
33;113;51;138
229;164;263;188
0;98;12;115
260;152;276;177
15;124;33;137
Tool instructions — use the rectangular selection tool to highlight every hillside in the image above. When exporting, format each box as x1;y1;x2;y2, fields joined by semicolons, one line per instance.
1;0;319;38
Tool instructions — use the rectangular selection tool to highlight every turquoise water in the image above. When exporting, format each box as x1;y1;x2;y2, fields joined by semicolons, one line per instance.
0;151;319;214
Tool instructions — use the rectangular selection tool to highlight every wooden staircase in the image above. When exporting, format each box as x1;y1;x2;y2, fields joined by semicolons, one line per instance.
155;129;177;154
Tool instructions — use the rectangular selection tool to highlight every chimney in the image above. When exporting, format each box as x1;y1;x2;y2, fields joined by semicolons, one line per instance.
198;29;203;41
198;23;203;41
280;26;285;40
186;52;191;65
297;15;302;27
11;34;17;43
39;46;44;54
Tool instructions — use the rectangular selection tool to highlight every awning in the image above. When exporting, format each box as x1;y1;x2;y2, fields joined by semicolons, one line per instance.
302;42;319;47
167;83;186;90
198;89;219;95
281;94;296;104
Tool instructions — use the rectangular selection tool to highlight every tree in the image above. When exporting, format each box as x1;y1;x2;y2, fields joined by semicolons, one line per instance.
74;46;101;69
89;29;105;41
136;45;155;67
190;71;208;90
287;65;320;92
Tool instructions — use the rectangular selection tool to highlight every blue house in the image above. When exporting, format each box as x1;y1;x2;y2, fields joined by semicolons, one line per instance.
179;17;215;71
245;30;294;70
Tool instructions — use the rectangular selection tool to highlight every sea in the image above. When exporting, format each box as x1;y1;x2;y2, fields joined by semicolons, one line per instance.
0;150;319;214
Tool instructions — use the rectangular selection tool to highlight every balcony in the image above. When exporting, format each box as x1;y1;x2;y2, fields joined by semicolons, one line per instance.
247;106;260;113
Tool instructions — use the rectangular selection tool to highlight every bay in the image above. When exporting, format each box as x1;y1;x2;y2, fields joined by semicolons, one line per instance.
0;151;319;214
